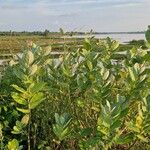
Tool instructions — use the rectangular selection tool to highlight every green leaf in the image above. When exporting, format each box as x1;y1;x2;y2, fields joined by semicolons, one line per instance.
119;108;129;118
55;113;60;125
7;139;19;150
12;85;26;93
13;126;20;133
21;114;29;125
106;100;111;110
116;133;134;144
79;128;93;137
59;127;70;140
86;60;93;71
128;67;136;81
29;92;45;109
137;135;148;143
111;120;122;130
25;50;34;65
29;82;45;93
12;92;27;105
29;64;38;75
62;66;71;77
77;99;85;108
82;49;89;56
13;67;25;80
53;113;72;141
103;70;110;80
143;53;150;62
53;124;70;141
126;122;140;133
84;38;91;50
11;130;21;134
111;40;119;50
12;121;26;135
16;108;30;114
145;28;150;43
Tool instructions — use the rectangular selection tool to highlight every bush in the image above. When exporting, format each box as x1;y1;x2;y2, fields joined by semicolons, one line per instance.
1;28;150;149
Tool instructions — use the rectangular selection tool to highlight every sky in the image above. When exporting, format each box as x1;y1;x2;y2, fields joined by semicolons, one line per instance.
0;0;150;32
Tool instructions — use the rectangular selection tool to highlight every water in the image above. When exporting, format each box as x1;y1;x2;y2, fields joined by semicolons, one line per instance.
72;33;145;43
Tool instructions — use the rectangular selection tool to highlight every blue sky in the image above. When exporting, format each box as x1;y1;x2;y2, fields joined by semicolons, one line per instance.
0;0;150;32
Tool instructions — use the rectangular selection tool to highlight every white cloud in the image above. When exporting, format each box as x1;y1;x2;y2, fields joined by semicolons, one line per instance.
0;0;150;31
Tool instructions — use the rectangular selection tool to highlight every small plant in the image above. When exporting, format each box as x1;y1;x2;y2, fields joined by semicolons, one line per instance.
11;46;46;150
52;113;72;149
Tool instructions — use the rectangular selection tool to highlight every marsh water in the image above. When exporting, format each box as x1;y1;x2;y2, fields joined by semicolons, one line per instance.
72;33;145;43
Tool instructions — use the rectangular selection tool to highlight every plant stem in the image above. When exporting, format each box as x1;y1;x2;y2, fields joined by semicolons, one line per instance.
28;109;31;150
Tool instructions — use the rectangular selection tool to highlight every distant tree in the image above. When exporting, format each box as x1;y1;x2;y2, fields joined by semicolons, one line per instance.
9;30;12;36
59;28;65;35
44;29;50;37
12;31;16;36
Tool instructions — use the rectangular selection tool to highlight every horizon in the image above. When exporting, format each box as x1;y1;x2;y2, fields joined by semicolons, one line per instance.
0;0;150;32
0;30;146;33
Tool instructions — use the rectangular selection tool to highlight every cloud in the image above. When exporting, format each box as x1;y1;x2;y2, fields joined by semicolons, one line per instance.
1;5;28;10
0;0;150;31
31;0;149;6
0;0;146;7
0;0;148;12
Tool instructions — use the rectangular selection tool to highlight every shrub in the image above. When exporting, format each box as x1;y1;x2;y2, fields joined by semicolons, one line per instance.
1;27;150;149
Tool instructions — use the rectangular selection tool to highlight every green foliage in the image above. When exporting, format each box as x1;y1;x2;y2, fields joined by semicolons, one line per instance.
7;139;22;150
53;113;72;141
1;27;150;149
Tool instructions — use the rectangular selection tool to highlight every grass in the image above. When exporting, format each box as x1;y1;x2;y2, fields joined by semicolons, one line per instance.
0;35;84;54
0;35;146;54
